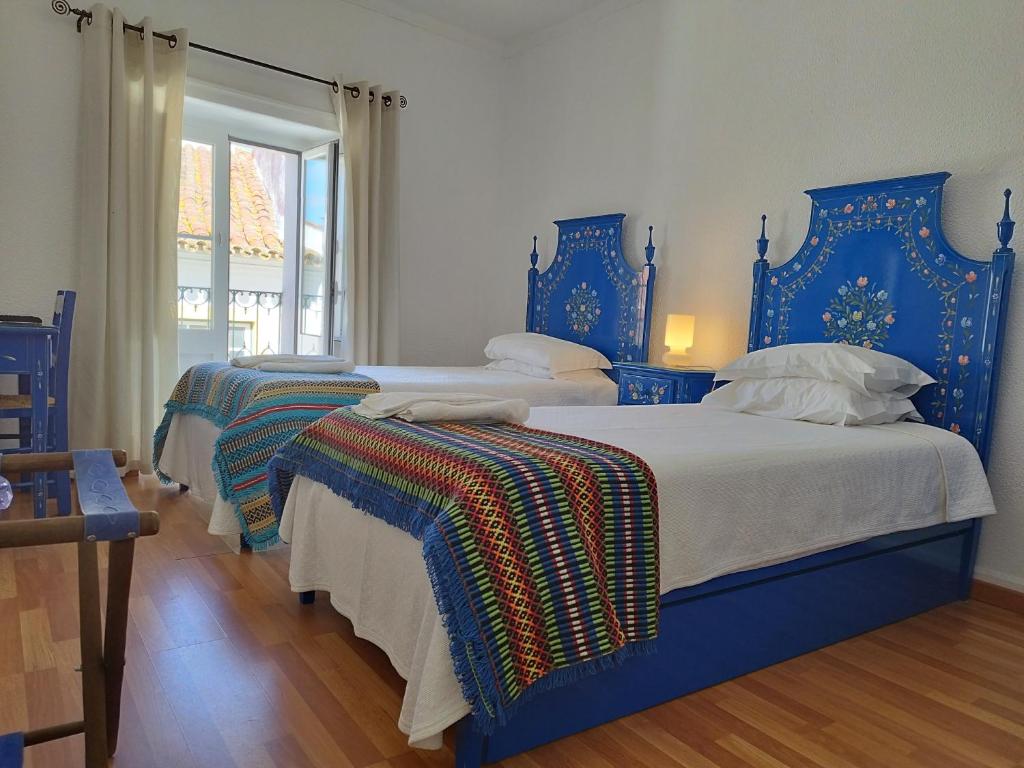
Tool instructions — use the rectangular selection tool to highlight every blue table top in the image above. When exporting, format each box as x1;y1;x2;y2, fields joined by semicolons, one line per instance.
0;323;57;336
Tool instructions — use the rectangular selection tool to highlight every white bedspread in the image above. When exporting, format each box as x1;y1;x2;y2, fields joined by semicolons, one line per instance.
278;404;996;748
156;365;617;535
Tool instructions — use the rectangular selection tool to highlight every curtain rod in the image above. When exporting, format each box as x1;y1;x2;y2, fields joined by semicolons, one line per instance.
51;1;408;108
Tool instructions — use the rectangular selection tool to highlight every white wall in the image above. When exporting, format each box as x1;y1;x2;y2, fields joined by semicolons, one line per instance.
0;0;504;366
497;0;1024;587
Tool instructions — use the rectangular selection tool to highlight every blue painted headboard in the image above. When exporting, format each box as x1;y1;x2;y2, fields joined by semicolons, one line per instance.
526;213;657;363
748;172;1016;464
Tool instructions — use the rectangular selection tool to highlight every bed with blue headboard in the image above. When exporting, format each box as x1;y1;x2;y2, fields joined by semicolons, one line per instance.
527;212;657;363
748;172;1014;465
454;173;1016;766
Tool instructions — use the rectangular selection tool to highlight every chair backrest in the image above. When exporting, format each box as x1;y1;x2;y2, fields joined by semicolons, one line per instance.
50;291;76;399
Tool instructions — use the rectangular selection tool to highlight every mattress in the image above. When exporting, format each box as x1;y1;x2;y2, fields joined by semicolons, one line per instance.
156;365;617;536
278;403;997;748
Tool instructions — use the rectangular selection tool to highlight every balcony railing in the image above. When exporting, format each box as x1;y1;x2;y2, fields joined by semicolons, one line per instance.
177;286;323;357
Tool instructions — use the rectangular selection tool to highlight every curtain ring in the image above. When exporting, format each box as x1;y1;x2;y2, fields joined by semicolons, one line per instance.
168;33;178;48
368;91;375;103
331;81;340;94
399;95;408;108
382;94;392;108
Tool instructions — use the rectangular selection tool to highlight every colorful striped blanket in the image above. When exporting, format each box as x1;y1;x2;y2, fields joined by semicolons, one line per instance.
267;408;659;730
153;362;380;548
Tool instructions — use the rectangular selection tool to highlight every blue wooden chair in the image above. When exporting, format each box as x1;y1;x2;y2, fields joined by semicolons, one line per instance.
0;450;160;767
0;291;76;515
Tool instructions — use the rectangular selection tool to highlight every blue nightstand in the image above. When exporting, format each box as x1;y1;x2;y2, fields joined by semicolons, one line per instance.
613;363;715;405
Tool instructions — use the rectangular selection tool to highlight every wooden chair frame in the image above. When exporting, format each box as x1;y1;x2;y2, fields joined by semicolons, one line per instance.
0;451;159;767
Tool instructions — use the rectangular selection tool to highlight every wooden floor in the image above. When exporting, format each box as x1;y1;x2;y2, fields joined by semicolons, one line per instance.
2;480;1024;768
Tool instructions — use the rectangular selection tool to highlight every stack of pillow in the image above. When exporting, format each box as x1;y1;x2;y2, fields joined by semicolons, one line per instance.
702;343;936;426
484;333;612;379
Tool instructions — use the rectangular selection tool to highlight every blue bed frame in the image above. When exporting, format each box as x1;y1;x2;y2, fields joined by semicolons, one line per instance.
526;213;657;363
454;173;1016;767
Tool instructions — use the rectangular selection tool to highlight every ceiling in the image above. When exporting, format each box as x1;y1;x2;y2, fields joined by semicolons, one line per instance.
375;0;610;44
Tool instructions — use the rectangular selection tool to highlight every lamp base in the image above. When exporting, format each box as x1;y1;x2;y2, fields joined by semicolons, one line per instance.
661;350;691;367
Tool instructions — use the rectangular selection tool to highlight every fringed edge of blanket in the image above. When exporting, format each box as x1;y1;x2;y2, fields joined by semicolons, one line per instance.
266;439;659;734
152;400;234;485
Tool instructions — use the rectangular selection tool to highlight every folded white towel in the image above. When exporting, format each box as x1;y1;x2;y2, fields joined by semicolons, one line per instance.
231;354;355;373
351;392;530;424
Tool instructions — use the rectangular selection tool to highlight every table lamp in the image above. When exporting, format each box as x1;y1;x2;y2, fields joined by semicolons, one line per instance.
663;314;695;366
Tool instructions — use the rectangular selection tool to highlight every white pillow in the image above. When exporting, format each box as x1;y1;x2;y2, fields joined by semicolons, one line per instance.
485;358;553;379
701;377;923;426
484;333;612;375
716;343;935;397
486;358;611;382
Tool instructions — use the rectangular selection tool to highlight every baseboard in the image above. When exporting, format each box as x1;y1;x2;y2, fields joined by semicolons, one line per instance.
972;579;1024;615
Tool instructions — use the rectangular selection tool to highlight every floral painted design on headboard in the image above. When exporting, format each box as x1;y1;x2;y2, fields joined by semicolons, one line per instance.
822;276;895;348
565;282;602;339
527;214;657;363
748;173;1016;465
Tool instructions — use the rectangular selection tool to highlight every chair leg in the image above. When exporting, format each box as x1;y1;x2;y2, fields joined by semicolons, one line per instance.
103;539;135;757
53;402;71;515
55;473;72;516
77;541;109;767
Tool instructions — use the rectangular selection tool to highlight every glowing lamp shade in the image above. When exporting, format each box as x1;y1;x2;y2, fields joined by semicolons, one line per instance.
663;314;695;366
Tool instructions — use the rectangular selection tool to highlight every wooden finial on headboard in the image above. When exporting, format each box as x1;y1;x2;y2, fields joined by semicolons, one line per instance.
997;189;1015;253
755;214;770;262
530;236;539;268
645;226;656;264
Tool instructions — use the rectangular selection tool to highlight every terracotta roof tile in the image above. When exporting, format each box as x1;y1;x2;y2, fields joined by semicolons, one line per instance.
177;142;284;260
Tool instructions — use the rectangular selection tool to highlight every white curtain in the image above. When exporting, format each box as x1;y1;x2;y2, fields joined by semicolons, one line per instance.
72;5;188;470
332;78;401;365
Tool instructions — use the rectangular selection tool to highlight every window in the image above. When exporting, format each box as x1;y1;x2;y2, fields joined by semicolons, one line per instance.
176;140;214;332
176;99;341;373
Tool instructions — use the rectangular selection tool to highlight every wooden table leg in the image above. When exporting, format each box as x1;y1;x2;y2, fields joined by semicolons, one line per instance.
78;541;109;766
103;538;135;756
30;337;50;518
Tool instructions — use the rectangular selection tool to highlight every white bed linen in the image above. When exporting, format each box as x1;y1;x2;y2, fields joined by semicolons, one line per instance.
278;404;996;748
157;365;617;535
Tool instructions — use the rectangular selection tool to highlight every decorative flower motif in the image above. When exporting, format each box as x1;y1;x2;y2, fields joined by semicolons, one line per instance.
965;271;977;283
793;263;802;271
565;281;601;339
961;317;972;328
949;423;961;434
628;381;668;404
886;198;897;209
767;309;775;317
935;253;946;265
843;203;854;214
916;197;927;207
953;388;964;400
823;275;896;348
764;335;772;344
810;236;819;246
958;354;970;365
770;276;779;286
919;226;930;238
